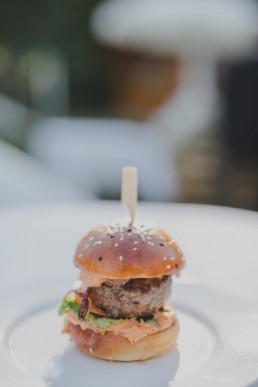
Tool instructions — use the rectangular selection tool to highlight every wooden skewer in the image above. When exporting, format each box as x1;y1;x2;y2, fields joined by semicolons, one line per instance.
121;166;138;224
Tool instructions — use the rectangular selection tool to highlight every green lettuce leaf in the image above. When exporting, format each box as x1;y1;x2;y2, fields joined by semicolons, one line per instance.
146;319;158;327
58;295;122;328
86;313;122;329
58;298;79;316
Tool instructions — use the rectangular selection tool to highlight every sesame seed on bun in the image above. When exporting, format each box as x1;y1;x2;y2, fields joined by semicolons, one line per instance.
74;218;184;279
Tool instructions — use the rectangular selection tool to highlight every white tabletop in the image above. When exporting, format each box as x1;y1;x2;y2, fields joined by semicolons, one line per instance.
1;201;258;387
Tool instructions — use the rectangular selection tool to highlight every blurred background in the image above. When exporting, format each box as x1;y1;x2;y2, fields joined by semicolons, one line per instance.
1;0;258;209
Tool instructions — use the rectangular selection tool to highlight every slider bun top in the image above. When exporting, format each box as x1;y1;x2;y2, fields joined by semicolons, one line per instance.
74;219;184;279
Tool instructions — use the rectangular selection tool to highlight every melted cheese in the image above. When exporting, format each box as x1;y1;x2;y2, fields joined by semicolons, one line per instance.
79;272;105;289
77;272;165;291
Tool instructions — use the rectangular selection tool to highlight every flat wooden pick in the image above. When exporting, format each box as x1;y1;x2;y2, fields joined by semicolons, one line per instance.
121;167;138;224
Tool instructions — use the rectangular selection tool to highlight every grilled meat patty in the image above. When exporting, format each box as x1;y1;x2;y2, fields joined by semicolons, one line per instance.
89;275;172;318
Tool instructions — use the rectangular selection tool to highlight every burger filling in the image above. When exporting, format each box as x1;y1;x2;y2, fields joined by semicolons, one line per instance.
59;292;176;344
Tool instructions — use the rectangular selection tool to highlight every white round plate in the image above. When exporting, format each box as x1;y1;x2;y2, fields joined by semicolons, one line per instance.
1;202;258;386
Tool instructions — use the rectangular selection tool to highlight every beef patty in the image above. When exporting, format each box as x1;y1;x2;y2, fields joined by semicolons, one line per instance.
89;276;172;318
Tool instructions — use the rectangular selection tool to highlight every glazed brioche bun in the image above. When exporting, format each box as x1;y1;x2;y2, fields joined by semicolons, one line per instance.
74;218;184;279
67;318;179;362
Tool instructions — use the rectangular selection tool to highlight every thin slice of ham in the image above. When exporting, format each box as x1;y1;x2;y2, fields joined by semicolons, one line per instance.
65;308;176;344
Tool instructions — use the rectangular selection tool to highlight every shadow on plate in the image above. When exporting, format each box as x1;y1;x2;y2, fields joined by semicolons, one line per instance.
44;344;180;387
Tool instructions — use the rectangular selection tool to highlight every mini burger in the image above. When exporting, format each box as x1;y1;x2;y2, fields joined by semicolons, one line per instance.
59;219;184;361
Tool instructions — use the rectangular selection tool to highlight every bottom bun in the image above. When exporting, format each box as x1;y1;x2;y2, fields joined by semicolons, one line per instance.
68;319;179;362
